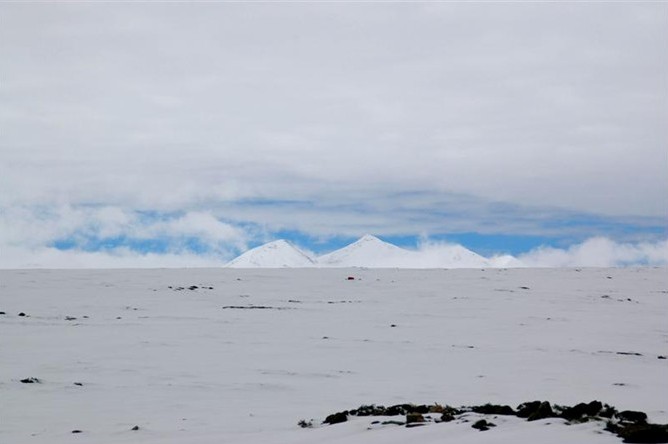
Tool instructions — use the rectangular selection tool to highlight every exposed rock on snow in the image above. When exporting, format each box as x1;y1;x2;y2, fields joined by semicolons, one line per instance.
320;400;668;442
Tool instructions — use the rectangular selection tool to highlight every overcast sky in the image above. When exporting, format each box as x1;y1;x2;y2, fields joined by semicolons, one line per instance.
1;2;666;267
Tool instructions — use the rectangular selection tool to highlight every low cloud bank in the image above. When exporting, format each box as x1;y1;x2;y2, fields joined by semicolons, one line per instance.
0;246;225;269
0;204;665;268
516;237;668;268
2;237;667;269
411;237;667;268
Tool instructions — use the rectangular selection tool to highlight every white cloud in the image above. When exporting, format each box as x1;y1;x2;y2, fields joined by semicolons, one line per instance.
0;3;665;268
0;246;224;269
0;2;666;220
138;212;248;251
0;206;249;266
518;237;668;268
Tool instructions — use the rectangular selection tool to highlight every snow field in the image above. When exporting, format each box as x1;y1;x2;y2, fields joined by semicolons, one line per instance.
1;267;666;443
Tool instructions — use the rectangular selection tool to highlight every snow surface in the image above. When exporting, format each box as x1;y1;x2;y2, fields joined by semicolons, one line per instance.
1;267;667;444
227;234;493;268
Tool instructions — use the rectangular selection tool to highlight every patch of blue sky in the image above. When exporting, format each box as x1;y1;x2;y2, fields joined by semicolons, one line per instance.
50;236;215;255
267;230;351;254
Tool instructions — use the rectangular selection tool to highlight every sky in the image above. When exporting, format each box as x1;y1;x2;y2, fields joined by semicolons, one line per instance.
0;2;666;268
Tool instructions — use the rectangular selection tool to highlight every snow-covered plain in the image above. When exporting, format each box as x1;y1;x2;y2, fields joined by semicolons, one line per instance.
1;267;667;443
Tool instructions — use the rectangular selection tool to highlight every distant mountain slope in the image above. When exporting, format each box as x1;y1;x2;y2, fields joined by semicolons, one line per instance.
318;234;415;267
318;234;490;268
409;243;491;269
225;235;515;268
225;240;316;268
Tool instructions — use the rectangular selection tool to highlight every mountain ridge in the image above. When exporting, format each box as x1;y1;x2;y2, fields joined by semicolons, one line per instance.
225;235;522;268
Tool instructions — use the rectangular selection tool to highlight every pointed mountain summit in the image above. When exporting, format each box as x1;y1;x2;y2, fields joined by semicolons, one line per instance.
225;240;316;268
224;235;520;268
318;234;414;268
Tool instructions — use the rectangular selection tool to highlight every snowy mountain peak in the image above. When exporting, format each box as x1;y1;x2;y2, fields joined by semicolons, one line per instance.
225;235;520;268
357;234;383;243
225;240;315;268
318;234;407;267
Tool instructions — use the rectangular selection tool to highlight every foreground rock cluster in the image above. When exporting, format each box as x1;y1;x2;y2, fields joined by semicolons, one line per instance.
318;400;668;443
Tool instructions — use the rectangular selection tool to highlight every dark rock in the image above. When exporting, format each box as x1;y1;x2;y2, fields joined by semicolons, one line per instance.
385;404;411;416
440;406;462;422
618;424;668;443
606;421;621;433
390;324;397;327
222;305;290;310
350;405;386;416
517;401;557;421
440;412;456;422
347;276;355;280
406;413;425;424
405;422;426;428
73;382;83;386
519;286;530;290
561;401;603;421
600;404;618;418
472;419;496;431
188;286;198;290
382;420;405;426
20;377;40;384
658;356;667;360
323;411;348;425
65;316;77;321
516;401;542;418
529;402;557;421
409;405;430;414
471;403;516;416
131;425;140;431
0;311;5;315
617;352;643;356
618;411;648;424
71;430;82;434
18;312;26;317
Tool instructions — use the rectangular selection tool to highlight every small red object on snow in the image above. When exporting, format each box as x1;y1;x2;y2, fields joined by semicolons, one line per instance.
347;276;355;280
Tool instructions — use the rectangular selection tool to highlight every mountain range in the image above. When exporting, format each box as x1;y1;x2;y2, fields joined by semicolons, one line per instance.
225;234;524;268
